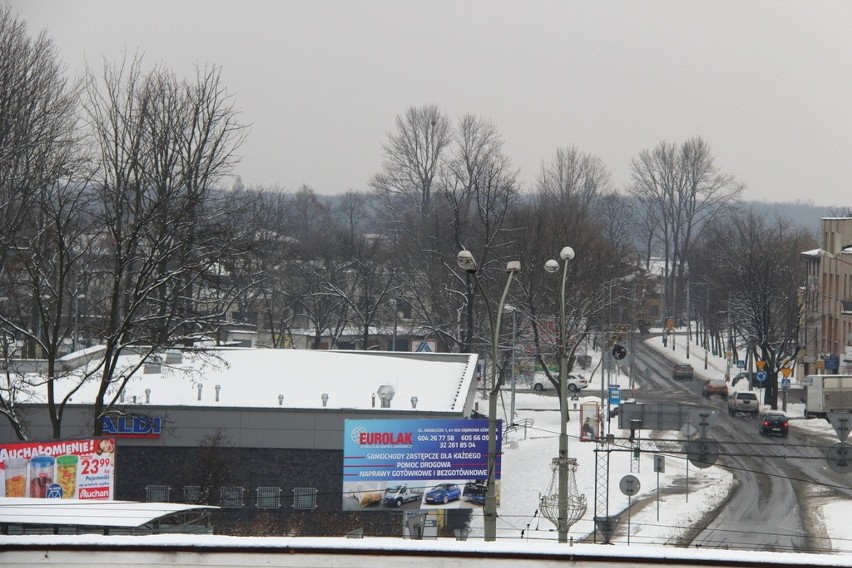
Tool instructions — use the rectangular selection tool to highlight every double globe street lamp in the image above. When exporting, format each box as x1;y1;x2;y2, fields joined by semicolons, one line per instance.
456;250;520;542
543;246;584;543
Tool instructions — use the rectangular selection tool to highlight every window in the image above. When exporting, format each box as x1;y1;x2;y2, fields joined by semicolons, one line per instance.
183;485;201;503
145;484;170;502
256;487;282;509
292;487;318;510
220;486;245;508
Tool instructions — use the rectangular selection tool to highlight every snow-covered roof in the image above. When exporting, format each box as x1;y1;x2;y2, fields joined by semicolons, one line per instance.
48;349;479;413
0;498;214;528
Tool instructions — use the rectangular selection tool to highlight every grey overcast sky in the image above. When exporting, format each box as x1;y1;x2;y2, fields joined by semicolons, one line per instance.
11;0;852;207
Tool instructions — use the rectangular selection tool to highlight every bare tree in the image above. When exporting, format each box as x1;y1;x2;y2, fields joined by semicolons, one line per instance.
695;211;816;408
441;114;519;354
295;191;400;349
81;56;247;435
0;7;83;438
0;7;80;276
510;147;633;397
628;137;744;323
371;105;451;229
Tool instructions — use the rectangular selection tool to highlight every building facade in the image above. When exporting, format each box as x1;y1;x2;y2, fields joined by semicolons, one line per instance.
0;349;481;535
800;217;852;375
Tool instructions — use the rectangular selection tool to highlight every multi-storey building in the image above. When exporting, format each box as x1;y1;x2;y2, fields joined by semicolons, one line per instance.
800;217;852;375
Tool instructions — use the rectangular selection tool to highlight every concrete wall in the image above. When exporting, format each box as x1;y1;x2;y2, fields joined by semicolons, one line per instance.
0;537;829;568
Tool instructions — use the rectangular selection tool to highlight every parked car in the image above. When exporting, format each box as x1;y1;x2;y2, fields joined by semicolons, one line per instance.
425;483;461;504
731;371;756;387
758;412;789;437
532;373;589;392
702;379;728;399
672;363;694;380
728;390;759;417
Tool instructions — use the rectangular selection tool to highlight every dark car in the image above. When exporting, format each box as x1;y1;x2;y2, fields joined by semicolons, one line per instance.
759;412;789;437
673;363;694;380
731;371;756;387
463;480;487;505
425;483;461;504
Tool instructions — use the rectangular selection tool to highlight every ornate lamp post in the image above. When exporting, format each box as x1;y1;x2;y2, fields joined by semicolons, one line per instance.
456;250;520;542
544;246;579;543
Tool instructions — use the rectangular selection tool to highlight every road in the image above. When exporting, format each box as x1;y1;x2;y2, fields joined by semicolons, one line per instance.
631;335;852;554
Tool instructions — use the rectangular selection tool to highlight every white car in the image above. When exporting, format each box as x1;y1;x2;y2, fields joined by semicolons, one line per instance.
532;373;589;392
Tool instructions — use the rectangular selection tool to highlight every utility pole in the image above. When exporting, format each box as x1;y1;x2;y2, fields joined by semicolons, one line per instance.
686;282;690;359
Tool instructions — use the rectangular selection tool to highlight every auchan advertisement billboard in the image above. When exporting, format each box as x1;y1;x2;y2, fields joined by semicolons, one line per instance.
0;437;116;500
342;419;500;511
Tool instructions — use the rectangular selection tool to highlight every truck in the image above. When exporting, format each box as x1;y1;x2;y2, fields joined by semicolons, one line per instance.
382;484;423;507
727;390;760;417
803;374;852;419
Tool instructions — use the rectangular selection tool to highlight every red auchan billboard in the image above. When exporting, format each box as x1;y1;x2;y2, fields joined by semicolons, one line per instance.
0;437;115;500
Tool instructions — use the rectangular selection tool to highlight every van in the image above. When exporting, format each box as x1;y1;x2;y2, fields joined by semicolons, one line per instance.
804;374;852;419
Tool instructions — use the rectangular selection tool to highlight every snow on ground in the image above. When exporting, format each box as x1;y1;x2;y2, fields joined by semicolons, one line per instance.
479;331;851;555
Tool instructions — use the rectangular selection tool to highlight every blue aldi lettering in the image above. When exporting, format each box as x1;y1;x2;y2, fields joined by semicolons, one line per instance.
102;416;163;438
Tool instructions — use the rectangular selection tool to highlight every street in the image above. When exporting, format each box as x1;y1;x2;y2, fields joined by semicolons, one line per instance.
633;335;851;553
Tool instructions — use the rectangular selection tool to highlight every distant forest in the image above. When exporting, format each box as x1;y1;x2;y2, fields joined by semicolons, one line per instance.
744;200;852;237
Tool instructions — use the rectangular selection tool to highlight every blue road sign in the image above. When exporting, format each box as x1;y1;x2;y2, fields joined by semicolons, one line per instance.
608;385;621;407
781;378;791;390
755;371;767;384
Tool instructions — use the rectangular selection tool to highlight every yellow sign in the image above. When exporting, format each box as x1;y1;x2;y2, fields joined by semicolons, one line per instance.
666;319;674;332
780;367;793;378
756;360;766;371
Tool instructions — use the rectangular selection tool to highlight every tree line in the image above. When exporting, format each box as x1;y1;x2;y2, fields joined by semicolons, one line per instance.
0;7;822;439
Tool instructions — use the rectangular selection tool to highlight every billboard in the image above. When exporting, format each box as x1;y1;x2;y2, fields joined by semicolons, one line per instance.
0;437;116;499
342;419;500;511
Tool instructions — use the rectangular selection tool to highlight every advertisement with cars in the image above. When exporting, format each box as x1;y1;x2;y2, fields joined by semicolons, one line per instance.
342;418;500;511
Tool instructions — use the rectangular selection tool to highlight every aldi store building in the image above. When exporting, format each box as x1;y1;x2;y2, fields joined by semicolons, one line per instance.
0;348;481;535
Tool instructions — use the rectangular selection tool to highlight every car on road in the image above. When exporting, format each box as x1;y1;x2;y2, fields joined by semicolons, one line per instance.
702;379;728;399
672;363;694;380
425;483;461;505
758;412;789;437
728;390;760;417
532;373;589;392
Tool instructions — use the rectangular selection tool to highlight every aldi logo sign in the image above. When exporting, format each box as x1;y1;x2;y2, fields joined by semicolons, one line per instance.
101;416;162;438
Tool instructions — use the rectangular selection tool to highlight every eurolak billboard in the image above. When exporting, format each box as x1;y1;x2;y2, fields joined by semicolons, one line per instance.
0;437;116;499
342;419;500;511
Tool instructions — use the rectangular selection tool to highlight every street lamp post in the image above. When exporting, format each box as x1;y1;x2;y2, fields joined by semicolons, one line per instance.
544;245;575;544
457;250;520;542
504;305;518;427
391;299;397;352
73;293;85;352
